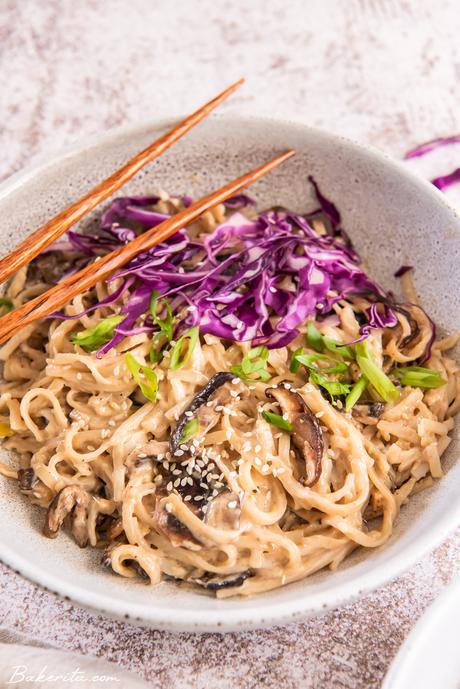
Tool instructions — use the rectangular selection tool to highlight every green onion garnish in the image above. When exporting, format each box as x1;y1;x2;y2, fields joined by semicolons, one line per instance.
170;326;199;370
180;417;200;443
323;337;355;360
150;290;174;342
309;370;352;398
125;353;158;402
0;298;13;312
70;315;126;352
305;321;355;359
231;346;271;382
306;322;324;353
345;376;368;411
262;410;293;432
392;366;447;389
355;341;400;403
291;350;348;375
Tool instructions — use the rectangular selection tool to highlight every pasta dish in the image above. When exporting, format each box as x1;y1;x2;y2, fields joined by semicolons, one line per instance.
0;182;458;597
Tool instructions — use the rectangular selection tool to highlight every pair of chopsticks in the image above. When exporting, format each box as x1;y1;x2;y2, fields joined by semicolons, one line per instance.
0;79;295;345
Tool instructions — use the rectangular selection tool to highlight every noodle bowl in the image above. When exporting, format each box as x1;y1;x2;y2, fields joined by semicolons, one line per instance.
0;191;458;598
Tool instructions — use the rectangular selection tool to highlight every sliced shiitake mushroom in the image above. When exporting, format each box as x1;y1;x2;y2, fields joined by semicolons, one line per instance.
43;485;91;548
190;569;254;591
152;372;247;548
17;468;37;492
266;386;324;487
170;371;247;453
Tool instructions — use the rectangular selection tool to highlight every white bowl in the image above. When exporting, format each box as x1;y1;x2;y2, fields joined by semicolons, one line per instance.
0;115;459;632
383;577;460;689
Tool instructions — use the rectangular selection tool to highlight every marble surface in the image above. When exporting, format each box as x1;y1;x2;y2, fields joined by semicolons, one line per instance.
1;0;460;687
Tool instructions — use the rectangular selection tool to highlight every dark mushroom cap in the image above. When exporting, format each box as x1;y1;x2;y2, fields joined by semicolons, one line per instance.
266;386;324;487
190;569;254;591
151;372;247;548
43;485;90;548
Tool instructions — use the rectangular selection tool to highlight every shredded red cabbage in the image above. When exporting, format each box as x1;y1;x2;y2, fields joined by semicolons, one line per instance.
404;135;460;159
431;167;460;192
47;186;430;358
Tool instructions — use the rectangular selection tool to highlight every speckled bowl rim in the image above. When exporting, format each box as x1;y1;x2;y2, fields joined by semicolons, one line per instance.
0;115;459;632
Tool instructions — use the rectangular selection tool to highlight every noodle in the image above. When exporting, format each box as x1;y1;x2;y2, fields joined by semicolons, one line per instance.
0;195;458;598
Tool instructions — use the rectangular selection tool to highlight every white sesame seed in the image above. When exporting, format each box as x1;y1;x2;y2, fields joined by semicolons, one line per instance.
108;420;116;427
76;373;82;380
254;444;261;452
180;444;188;451
180;477;188;487
185;411;193;417
174;449;184;457
262;464;270;472
237;459;244;465
194;495;204;501
277;467;286;474
283;383;292;389
228;500;238;509
113;365;120;376
165;503;173;513
173;478;181;487
166;481;173;492
172;469;181;476
269;286;277;293
315;411;325;418
187;477;193;486
255;458;262;466
87;445;95;451
138;452;147;458
184;495;192;501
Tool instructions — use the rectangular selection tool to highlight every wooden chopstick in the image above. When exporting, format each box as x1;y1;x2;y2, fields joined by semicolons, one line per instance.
0;79;244;286
0;149;295;345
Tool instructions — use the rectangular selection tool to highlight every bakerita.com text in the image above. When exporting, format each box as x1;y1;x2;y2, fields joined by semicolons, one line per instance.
7;665;120;683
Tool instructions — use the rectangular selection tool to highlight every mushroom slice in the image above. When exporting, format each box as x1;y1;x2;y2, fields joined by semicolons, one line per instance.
191;569;254;591
170;371;247;454
151;372;247;549
352;401;385;423
17;468;37;493
204;490;241;531
266;387;324;487
43;485;91;548
153;492;202;550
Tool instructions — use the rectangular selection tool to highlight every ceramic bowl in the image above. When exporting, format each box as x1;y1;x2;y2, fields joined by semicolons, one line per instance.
0;115;459;632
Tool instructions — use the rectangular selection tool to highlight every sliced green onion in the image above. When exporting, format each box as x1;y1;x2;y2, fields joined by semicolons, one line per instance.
231;346;271;382
323;337;355;360
345;376;368;411
180;417;200;443
150;290;174;342
70;315;126;352
261;410;293;432
170;326;199;370
125;353;158;402
0;298;13;312
293;351;348;374
355;341;400;403
290;346;305;374
310;370;352;398
306;322;324;352
392;366;447;389
305;321;355;359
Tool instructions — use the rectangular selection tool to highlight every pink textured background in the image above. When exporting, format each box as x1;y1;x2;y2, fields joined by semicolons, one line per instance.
1;1;460;686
